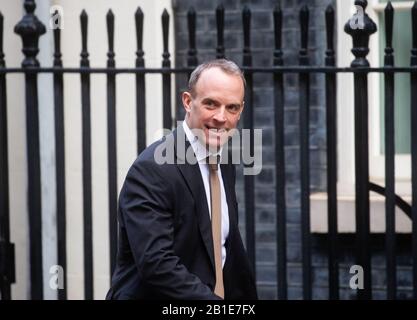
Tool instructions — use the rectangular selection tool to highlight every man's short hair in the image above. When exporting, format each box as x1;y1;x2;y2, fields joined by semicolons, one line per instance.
187;59;246;97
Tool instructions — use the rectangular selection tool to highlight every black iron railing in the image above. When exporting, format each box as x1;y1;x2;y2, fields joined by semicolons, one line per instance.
0;0;415;300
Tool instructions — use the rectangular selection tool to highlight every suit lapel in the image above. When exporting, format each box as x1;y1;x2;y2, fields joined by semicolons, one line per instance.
173;126;215;273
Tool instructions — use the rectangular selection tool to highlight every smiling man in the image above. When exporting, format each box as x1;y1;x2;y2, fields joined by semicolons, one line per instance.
106;59;258;300
182;61;245;152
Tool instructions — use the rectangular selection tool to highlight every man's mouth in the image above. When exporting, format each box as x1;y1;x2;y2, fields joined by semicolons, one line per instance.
205;125;227;133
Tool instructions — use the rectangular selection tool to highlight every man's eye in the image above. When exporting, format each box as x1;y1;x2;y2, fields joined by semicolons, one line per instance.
228;105;240;112
205;101;215;107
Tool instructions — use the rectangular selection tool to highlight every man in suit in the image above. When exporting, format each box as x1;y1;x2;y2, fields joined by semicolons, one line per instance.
106;59;258;300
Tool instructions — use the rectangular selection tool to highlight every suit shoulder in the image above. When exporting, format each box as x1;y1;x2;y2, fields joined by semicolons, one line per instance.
128;133;177;176
135;132;175;162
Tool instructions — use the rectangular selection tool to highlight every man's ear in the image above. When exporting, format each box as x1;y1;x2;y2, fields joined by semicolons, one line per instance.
182;91;193;113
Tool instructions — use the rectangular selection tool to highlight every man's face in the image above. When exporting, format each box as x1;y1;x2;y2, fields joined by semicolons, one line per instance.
182;67;245;150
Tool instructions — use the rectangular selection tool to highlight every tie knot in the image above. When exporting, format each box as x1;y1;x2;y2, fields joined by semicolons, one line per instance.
207;155;219;171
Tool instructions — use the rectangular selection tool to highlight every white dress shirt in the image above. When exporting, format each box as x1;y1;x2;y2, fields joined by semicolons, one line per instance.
182;120;229;268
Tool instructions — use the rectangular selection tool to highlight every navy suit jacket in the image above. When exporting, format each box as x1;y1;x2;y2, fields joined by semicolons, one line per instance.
106;125;257;300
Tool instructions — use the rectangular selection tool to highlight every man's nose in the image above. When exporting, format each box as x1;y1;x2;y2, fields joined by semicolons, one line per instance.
213;107;227;122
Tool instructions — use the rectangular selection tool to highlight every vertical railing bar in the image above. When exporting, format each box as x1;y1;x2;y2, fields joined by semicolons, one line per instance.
299;4;312;300
325;5;339;300
0;11;15;301
411;1;417;300
242;5;256;277
187;7;198;68
384;1;396;300
106;9;118;280
80;9;93;300
52;9;67;300
273;4;287;300
216;5;225;59
344;0;376;300
135;7;146;154
14;0;46;299
162;9;172;130
186;6;198;98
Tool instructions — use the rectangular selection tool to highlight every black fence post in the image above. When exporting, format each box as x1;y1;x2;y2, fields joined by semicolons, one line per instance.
162;9;172;130
187;7;198;68
383;1;396;300
106;9;118;279
242;5;256;277
80;9;94;300
52;9;67;301
216;5;225;59
298;4;312;301
14;0;46;300
411;1;417;301
273;4;287;301
344;0;377;300
135;7;146;154
0;11;15;301
325;4;339;300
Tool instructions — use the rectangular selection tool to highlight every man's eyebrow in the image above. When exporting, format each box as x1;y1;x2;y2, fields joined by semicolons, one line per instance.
200;97;242;107
201;97;219;103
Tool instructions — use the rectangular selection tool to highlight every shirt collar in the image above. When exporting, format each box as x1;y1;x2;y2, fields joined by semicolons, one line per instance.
182;120;223;163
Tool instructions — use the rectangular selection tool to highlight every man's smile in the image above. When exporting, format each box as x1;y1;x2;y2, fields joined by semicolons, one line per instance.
205;125;227;133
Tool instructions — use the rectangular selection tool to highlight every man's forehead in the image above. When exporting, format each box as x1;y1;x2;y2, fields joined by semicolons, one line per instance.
197;66;240;82
194;68;244;94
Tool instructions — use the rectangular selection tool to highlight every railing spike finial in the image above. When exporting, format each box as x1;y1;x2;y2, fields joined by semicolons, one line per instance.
161;9;172;129
81;9;88;20
273;4;283;66
0;12;4;67
344;0;377;67
275;1;281;11
356;0;368;8
187;6;197;67
161;8;170;67
135;7;144;63
384;1;394;66
51;10;62;66
14;0;46;67
80;10;89;66
242;5;252;66
412;2;417;55
325;4;335;66
300;5;309;45
299;5;309;63
53;12;62;67
107;9;115;66
106;9;115;49
216;4;225;59
24;0;36;14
